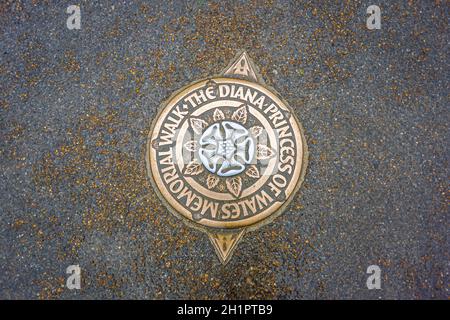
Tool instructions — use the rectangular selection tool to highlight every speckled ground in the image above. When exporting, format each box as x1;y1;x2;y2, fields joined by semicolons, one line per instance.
0;0;448;299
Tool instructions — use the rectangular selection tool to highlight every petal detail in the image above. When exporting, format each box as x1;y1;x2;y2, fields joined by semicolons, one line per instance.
250;126;263;138
184;160;204;176
256;144;275;160
190;118;208;135
226;176;242;198
206;174;220;189
245;165;260;178
231;105;247;125
213;109;225;122
184;140;199;152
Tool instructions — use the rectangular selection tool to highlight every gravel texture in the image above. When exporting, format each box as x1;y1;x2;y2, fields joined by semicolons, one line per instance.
0;0;448;299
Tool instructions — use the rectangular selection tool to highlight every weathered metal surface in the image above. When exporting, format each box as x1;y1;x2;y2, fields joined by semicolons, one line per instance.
146;52;307;263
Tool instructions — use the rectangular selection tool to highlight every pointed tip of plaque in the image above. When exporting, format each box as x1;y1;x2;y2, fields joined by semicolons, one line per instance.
222;50;262;83
208;229;245;264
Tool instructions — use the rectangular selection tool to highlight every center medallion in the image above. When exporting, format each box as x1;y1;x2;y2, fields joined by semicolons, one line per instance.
199;121;255;177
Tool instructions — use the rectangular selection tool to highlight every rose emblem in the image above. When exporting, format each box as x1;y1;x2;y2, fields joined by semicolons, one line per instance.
198;121;255;177
183;105;275;198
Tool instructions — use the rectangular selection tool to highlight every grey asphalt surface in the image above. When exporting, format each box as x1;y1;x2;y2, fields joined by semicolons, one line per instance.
0;0;448;299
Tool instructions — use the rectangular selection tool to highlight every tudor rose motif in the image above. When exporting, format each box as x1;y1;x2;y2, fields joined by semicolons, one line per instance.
198;121;254;177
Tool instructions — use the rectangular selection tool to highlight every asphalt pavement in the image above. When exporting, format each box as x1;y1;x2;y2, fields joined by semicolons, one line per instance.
0;0;448;299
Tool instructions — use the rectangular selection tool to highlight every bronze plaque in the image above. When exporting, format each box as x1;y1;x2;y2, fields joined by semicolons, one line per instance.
146;52;308;264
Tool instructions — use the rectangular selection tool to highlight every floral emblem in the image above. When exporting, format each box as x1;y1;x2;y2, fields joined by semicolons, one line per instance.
198;121;254;177
183;105;275;198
